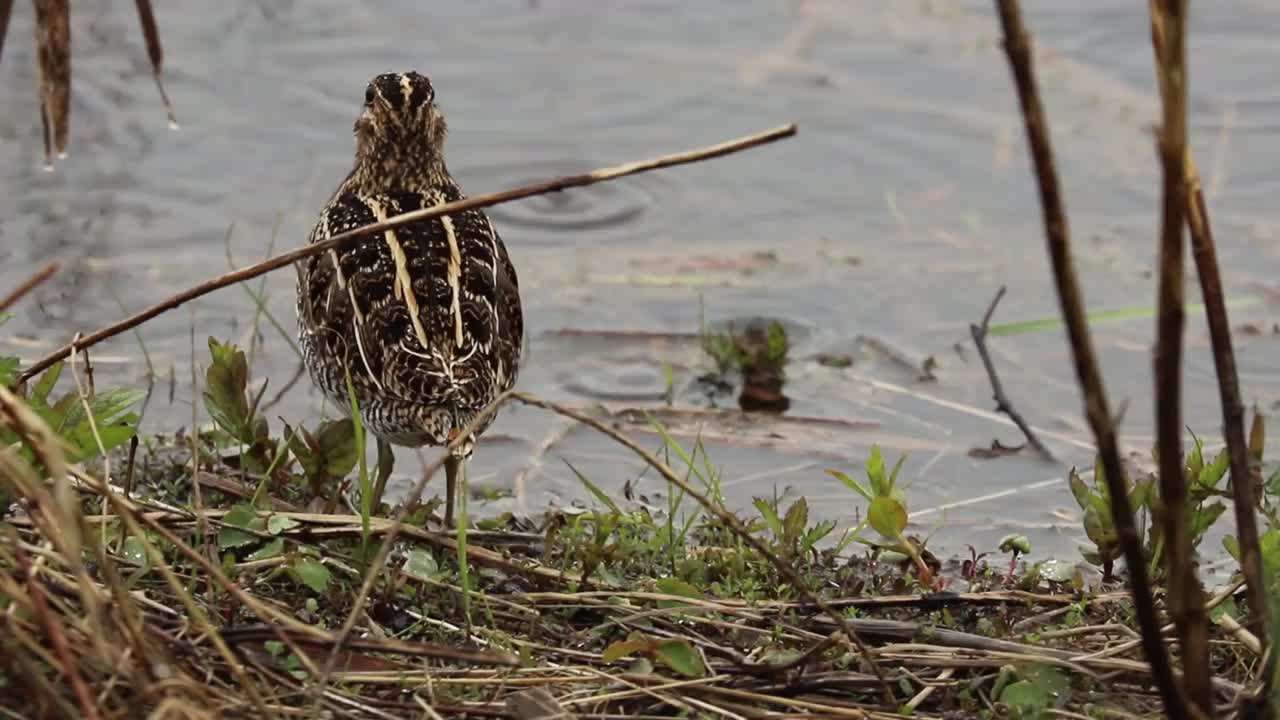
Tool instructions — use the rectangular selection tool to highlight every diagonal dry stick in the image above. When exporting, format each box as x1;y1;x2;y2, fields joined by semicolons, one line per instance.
0;261;59;314
14;123;797;385
990;1;1185;717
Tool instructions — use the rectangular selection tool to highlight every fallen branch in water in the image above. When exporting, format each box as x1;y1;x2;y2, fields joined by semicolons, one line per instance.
15;123;798;384
991;1;1184;717
969;285;1055;463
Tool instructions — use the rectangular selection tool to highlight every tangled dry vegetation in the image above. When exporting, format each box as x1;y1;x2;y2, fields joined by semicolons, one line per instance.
3;0;1279;718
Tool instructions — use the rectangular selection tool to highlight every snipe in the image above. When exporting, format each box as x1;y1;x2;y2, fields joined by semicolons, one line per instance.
296;71;523;525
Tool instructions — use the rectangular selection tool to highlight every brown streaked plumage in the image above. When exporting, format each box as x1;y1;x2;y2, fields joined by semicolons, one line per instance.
296;71;523;525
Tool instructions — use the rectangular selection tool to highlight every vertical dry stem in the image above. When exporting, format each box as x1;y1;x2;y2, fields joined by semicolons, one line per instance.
1149;0;1270;654
1148;1;1212;713
991;1;1185;716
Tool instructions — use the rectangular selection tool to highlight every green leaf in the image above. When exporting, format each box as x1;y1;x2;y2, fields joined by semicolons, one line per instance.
121;536;148;567
86;388;147;425
223;504;258;528
752;498;783;537
32;361;63;405
655;577;702;600
602;638;652;664
1198;448;1230;489
999;679;1047;713
292;560;330;593
402;549;440;581
565;460;621;514
999;534;1031;556
0;356;19;387
246;537;285;561
204;338;253;442
1068;468;1092;511
654;639;706;678
1223;535;1241;562
865;445;887;496
316;419;358;477
782;497;808;541
1210;595;1239;624
217;527;257;550
868;496;907;540
826;468;872;501
267;514;300;535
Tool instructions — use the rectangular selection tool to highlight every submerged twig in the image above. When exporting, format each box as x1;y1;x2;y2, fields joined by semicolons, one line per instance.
0;261;59;314
991;1;1184;716
16;124;798;384
969;285;1055;462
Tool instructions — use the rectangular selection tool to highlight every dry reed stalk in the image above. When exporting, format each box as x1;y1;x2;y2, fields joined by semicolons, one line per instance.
1148;0;1270;656
1147;0;1212;714
990;0;1185;716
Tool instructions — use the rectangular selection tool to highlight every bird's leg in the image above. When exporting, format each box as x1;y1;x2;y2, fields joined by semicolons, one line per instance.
372;438;394;512
444;454;461;527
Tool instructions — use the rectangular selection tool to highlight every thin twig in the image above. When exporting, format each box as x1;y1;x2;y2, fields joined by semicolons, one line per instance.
0;261;59;314
15;124;797;384
990;1;1184;717
969;285;1056;462
1147;1;1212;714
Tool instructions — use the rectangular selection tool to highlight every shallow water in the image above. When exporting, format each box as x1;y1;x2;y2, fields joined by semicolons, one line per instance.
3;0;1280;568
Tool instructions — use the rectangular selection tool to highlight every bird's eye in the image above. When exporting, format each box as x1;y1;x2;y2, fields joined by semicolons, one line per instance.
364;86;376;105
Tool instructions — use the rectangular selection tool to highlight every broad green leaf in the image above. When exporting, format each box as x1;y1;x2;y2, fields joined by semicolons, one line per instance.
0;356;19;387
246;537;284;561
752;498;783;537
1067;468;1092;511
223;505;258;528
292;560;330;593
655;577;702;600
999;534;1031;555
217;527;257;550
782;497;808;541
403;549;440;581
1210;595;1239;624
204;338;253;441
87;388;147;425
654;639;706;678
121;536;148;567
602;638;652;664
1198;448;1230;489
267;514;299;535
1223;535;1241;562
868;496;907;540
316;419;358;477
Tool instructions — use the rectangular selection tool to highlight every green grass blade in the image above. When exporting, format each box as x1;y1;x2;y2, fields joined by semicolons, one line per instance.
987;296;1262;337
564;459;622;514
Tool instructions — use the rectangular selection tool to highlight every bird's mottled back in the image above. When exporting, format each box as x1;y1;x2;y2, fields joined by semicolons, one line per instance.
296;71;522;449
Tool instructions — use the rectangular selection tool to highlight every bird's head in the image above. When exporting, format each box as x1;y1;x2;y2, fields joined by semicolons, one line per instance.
352;72;449;189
